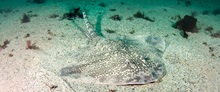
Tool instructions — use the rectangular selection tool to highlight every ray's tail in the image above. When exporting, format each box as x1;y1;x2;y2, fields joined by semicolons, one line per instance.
82;10;96;40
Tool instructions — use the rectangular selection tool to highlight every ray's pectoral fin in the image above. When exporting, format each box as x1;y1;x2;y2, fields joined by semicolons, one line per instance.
123;71;157;85
145;36;166;52
124;69;163;85
123;58;166;85
60;65;81;76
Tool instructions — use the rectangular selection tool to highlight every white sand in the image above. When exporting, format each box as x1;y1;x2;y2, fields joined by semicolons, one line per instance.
0;0;220;92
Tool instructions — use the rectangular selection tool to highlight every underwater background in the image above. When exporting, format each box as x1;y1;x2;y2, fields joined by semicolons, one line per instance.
0;0;220;92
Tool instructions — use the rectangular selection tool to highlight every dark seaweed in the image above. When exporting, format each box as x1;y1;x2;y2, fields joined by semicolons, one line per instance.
109;9;116;11
202;42;207;46
21;13;30;23
129;30;135;34
24;33;30;38
205;26;214;34
48;38;52;40
62;7;83;20
9;54;13;57
133;11;155;22
32;0;46;4
72;8;80;15
50;85;58;90
209;47;214;52
163;9;168;11
62;13;74;20
26;40;39;50
185;0;191;7
210;32;220;38
99;2;107;7
133;11;144;18
0;40;10;49
106;29;115;33
28;11;32;13
27;44;39;50
212;9;220;16
174;15;197;33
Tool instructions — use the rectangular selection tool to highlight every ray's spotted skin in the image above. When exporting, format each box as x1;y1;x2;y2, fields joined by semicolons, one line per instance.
60;10;166;85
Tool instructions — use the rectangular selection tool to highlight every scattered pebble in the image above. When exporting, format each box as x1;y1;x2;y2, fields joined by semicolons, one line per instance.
110;14;122;21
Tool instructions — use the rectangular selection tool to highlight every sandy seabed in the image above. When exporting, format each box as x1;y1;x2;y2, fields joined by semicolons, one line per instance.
0;0;220;92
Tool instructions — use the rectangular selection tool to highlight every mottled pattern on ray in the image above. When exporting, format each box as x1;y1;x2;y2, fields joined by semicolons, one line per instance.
60;36;166;85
